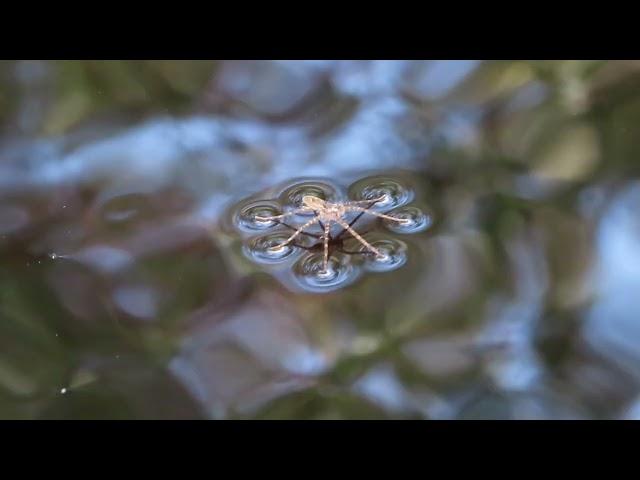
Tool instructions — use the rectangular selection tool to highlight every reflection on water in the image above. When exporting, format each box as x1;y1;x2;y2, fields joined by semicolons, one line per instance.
2;60;640;419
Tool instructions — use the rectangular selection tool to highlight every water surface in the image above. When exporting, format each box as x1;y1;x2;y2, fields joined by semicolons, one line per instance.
1;60;640;419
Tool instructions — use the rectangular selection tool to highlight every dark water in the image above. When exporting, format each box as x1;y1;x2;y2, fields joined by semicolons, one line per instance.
2;60;640;419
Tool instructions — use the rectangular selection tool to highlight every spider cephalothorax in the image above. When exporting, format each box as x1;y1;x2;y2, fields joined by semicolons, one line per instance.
255;195;410;273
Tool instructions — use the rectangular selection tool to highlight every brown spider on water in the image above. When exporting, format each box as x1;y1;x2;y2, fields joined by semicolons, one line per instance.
255;195;410;273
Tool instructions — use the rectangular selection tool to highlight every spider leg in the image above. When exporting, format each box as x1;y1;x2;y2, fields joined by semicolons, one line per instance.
336;219;383;258
344;196;386;206
255;207;312;221
334;210;367;240
254;211;294;221
312;210;326;233
334;200;378;240
322;222;331;273
269;217;319;250
345;206;410;224
275;220;322;239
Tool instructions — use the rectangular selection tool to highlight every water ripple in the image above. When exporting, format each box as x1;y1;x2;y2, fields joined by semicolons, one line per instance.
347;175;414;211
244;232;301;264
383;206;432;233
293;252;361;292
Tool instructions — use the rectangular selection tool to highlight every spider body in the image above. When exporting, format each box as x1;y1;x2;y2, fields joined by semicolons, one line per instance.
255;195;409;273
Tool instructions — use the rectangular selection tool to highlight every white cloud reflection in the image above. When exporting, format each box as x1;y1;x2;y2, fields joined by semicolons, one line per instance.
585;182;640;383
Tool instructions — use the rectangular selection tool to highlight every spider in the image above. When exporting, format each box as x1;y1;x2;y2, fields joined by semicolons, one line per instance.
255;195;410;273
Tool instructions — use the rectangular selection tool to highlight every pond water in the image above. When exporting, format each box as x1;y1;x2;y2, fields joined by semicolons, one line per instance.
2;60;640;419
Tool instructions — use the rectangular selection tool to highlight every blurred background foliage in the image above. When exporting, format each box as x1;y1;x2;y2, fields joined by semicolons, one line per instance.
2;60;640;419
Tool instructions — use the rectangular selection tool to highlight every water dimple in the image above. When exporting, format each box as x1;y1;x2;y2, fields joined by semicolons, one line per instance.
361;238;408;272
347;176;414;211
244;232;301;264
383;206;432;233
279;180;342;212
293;252;361;292
235;200;283;232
